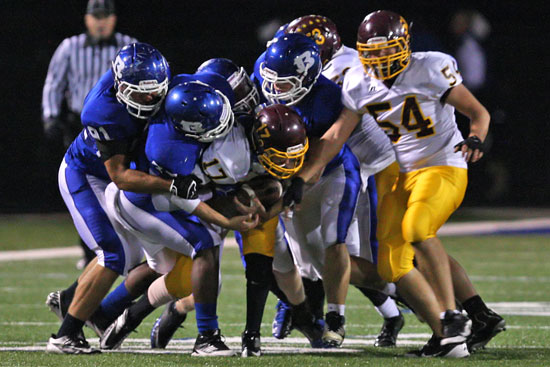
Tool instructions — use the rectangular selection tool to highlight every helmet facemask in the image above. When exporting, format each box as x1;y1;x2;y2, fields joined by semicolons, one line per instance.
357;35;411;80
115;77;169;119
257;138;309;179
228;67;260;114
260;63;314;106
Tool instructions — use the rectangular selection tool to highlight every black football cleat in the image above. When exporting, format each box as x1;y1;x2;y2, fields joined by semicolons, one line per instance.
150;301;187;349
374;312;405;347
467;309;506;351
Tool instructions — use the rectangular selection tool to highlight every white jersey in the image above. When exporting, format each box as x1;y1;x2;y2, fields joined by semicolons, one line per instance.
323;45;395;183
342;51;467;172
196;124;265;186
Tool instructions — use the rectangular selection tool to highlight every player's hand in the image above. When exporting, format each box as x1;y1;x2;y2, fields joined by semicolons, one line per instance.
43;117;64;142
227;213;260;232
283;176;304;214
170;174;202;199
454;135;485;163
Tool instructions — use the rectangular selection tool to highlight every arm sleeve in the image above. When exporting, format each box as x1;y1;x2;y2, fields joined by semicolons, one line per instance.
95;139;131;162
42;38;71;121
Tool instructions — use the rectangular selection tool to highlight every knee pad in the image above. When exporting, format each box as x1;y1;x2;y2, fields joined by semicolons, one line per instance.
377;238;415;283
244;253;274;286
402;201;433;243
164;254;193;299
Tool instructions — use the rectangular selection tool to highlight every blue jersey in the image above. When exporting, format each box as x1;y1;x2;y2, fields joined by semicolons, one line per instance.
252;52;349;175
144;113;206;178
65;71;147;180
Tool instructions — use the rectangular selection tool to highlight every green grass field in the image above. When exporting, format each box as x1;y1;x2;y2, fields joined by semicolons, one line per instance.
1;215;549;366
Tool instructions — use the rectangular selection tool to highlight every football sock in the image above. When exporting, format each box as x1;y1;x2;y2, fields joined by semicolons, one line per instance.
462;295;489;316
375;297;401;319
327;303;345;316
195;303;218;333
56;313;85;339
126;294;156;329
355;286;388;307
302;278;325;319
244;254;273;333
97;280;134;324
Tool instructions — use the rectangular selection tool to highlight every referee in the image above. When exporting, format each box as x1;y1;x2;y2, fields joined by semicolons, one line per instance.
41;0;137;268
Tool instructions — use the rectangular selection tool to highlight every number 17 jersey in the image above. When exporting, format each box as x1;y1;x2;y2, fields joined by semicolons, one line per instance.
341;51;467;172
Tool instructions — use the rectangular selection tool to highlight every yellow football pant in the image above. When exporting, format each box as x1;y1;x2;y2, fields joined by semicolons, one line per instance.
164;254;194;298
377;166;467;282
240;216;278;257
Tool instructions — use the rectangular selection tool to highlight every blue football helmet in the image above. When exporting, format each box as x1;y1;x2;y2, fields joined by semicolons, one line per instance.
196;58;260;114
165;81;234;143
111;42;170;119
260;33;322;106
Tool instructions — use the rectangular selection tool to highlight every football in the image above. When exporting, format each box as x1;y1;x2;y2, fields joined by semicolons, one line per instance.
245;176;284;209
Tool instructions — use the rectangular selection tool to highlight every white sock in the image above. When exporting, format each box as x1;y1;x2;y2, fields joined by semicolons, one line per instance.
382;283;397;297
327;303;345;316
375;297;400;319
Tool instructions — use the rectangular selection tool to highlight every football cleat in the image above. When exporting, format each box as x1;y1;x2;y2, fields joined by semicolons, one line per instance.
323;311;346;347
272;299;293;339
100;309;136;350
292;304;325;348
442;310;472;342
467;309;506;351
374;312;405;347
241;330;261;357
45;291;66;321
191;329;236;357
85;311;112;339
150;301;187;349
406;335;469;358
46;333;100;354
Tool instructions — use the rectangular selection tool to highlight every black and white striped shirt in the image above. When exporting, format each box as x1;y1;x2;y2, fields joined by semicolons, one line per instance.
42;32;137;119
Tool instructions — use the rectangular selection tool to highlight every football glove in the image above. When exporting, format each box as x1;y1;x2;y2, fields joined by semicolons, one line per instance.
283;176;305;208
170;174;201;199
454;135;485;153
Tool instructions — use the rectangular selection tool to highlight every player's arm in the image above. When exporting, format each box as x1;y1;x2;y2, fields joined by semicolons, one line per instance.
299;107;362;182
98;140;199;198
445;84;490;162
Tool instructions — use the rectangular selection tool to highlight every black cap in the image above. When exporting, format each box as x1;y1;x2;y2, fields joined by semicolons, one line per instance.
86;0;115;17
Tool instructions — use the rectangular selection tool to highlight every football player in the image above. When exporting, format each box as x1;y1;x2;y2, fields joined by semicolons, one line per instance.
288;10;498;357
288;14;506;352
100;103;323;356
272;15;405;347
98;80;260;357
45;43;203;354
253;33;398;347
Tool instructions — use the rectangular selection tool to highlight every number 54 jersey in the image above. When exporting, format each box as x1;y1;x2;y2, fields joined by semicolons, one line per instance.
341;51;467;172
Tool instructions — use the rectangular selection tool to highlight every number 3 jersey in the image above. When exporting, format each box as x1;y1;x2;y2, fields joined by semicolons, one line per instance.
341;51;467;172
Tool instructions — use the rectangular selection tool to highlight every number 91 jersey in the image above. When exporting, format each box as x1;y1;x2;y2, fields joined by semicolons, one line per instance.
342;51;467;172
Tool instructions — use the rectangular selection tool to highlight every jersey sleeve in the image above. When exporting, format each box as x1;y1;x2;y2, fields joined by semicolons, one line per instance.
200;125;251;185
308;80;343;137
425;52;463;99
340;66;365;113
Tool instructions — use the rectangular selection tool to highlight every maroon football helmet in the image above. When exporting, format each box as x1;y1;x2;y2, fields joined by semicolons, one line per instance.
286;15;342;66
252;104;309;179
356;10;411;80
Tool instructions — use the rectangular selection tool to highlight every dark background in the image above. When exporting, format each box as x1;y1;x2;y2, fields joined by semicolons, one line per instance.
0;0;545;213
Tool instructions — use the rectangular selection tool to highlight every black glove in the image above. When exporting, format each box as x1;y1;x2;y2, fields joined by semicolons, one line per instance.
283;176;305;208
170;174;202;199
454;135;485;153
43;117;64;142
